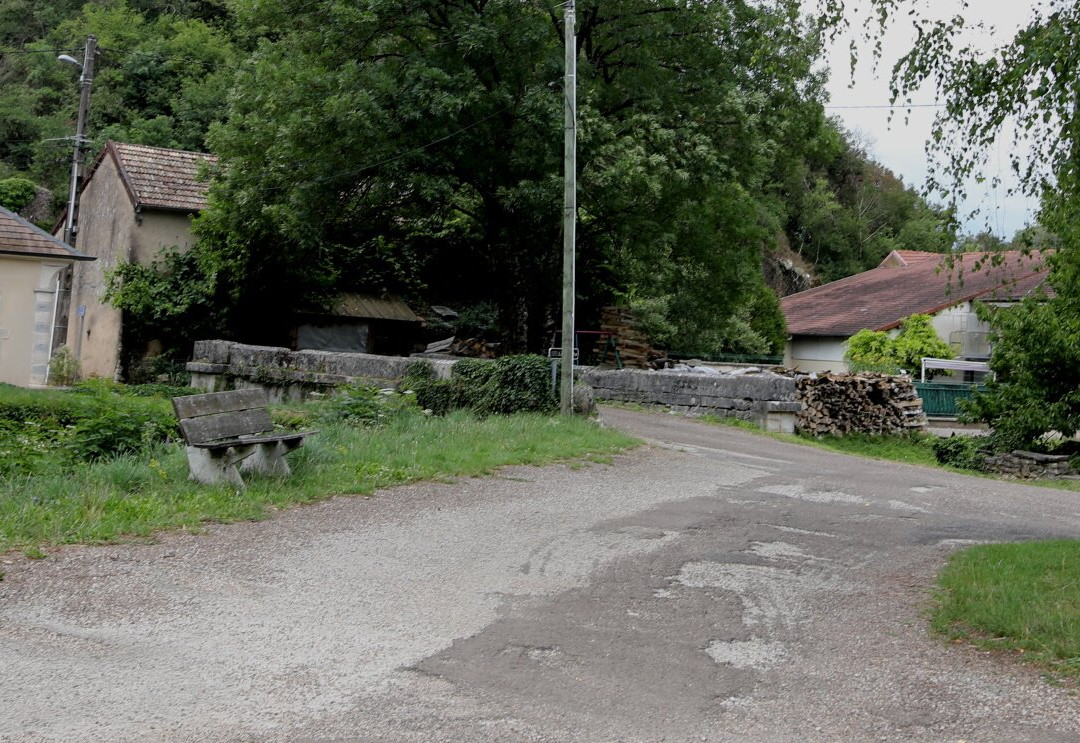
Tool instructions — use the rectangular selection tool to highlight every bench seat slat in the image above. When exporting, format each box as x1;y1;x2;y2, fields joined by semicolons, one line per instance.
190;431;314;448
179;408;274;445
172;388;268;420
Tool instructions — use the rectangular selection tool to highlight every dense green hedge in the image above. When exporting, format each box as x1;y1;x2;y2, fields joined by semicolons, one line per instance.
930;435;988;471
404;356;557;417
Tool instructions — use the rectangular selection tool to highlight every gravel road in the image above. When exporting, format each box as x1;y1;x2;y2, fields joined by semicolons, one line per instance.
2;406;1079;742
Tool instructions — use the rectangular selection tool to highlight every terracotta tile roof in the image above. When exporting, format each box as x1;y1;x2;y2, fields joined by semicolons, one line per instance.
99;141;216;212
782;250;1049;337
0;205;92;261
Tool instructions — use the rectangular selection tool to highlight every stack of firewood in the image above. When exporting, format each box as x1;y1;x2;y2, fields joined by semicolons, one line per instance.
449;337;499;358
600;306;656;369
795;373;927;436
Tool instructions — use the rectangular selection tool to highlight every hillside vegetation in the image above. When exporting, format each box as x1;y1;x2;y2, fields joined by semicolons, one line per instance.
1;0;953;359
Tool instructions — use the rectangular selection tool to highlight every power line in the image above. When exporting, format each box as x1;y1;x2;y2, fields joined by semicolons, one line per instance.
0;47;71;55
824;103;946;110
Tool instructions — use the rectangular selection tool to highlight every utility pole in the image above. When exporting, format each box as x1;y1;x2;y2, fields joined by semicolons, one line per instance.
559;1;577;415
62;34;96;246
52;35;96;375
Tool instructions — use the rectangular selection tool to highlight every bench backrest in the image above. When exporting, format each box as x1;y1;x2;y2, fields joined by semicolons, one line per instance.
172;388;274;445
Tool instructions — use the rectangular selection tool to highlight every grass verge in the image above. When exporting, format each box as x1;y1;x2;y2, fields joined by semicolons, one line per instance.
931;540;1080;682
0;411;637;555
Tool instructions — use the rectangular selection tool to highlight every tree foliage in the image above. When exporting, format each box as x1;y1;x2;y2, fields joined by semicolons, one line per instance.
0;176;36;211
782;125;953;282
815;0;1080;447
0;1;238;200
3;0;955;360
844;314;952;375
190;0;830;351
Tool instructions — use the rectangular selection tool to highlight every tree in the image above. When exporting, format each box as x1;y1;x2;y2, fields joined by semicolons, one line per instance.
0;1;239;198
817;1;1080;446
782;122;953;283
844;314;952;375
0;177;36;211
188;0;828;352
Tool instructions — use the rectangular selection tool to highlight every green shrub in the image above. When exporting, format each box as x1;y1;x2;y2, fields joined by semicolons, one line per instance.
318;382;420;426
0;177;37;212
477;355;556;415
452;358;497;386
412;377;474;416
398;359;436;389
931;435;988;470
845;314;952;376
71;378;198;399
68;403;176;462
413;355;556;417
0;384;179;472
48;345;79;387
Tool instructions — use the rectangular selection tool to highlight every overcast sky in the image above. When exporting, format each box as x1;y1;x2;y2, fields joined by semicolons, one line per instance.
821;1;1041;239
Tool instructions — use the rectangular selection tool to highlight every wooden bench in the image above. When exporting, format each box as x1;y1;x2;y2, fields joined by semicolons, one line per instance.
172;388;315;487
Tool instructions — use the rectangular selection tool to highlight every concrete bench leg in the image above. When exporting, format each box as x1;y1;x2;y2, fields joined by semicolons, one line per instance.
240;439;303;477
185;445;255;487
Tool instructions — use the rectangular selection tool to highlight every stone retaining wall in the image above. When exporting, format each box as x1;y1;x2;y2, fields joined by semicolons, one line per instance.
186;342;804;432
581;368;801;433
984;450;1077;479
186;340;455;402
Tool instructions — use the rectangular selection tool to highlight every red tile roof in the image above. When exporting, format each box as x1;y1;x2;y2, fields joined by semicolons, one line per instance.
0;206;92;261
782;250;1049;337
91;141;216;212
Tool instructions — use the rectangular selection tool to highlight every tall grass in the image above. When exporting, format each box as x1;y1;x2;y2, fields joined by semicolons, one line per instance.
931;540;1080;680
0;411;636;554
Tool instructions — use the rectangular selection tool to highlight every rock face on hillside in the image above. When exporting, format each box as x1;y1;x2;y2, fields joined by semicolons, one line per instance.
763;244;814;297
18;187;55;226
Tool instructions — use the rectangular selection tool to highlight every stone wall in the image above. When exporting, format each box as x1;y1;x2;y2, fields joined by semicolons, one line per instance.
187;340;455;402
186;342;804;432
581;368;801;433
984;450;1077;480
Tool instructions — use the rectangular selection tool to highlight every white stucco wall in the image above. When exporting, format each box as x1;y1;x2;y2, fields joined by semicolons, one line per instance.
785;335;849;373
0;255;71;386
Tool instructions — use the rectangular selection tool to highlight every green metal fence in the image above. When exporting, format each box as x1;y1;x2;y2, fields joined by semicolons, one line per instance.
914;382;985;418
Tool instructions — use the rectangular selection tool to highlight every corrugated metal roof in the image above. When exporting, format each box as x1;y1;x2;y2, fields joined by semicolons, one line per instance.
331;294;420;322
782;250;1049;337
0;206;93;261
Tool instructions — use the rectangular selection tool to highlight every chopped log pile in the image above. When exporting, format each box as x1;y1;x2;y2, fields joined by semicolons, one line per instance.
422;336;499;358
446;336;498;358
795;372;927;436
600;306;657;369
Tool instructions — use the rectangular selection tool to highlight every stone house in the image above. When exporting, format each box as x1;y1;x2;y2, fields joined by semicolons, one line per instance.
780;250;1049;374
61;140;216;379
0;205;93;386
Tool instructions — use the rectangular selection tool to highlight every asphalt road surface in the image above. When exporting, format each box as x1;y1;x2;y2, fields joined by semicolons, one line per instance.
3;407;1080;742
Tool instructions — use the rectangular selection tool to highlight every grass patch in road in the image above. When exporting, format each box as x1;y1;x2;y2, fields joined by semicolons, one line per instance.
0;411;637;555
693;408;945;467
792;432;942;467
931;540;1080;682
